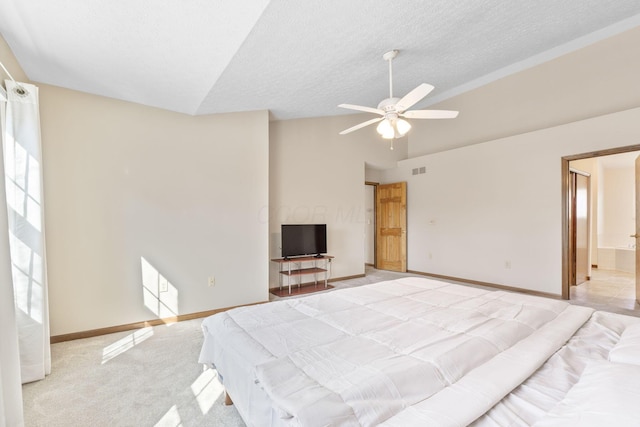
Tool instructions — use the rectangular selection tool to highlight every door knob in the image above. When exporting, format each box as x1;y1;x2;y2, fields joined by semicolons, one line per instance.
631;234;639;238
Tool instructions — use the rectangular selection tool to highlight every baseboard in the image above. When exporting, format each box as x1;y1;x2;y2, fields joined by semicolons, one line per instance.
50;301;267;344
329;273;366;282
53;273;367;343
407;270;562;300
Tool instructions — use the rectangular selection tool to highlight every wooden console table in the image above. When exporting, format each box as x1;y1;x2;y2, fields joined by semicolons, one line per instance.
271;255;334;295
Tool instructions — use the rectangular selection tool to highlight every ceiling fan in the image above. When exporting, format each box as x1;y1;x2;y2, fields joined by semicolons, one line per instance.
338;50;458;148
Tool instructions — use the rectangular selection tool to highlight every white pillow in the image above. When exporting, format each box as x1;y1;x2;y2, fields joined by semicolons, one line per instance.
609;322;640;365
533;361;640;427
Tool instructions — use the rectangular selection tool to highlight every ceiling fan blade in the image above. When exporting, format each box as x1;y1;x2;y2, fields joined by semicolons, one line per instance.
338;104;384;115
339;117;383;135
403;109;459;119
395;83;435;113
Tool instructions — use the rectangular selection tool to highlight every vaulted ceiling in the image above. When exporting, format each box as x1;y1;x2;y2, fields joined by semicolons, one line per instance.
1;1;639;120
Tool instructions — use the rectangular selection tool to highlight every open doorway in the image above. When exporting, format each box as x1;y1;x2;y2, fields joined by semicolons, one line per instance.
364;182;377;268
563;146;640;313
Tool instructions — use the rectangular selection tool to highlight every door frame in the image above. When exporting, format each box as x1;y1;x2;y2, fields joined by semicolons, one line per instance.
568;168;590;287
561;143;640;299
365;181;378;269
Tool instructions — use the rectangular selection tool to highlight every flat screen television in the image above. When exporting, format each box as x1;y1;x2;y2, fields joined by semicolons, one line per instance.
281;224;327;259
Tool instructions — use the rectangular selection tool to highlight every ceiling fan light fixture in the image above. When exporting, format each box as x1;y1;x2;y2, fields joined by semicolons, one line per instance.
377;118;411;139
396;118;411;136
377;119;394;139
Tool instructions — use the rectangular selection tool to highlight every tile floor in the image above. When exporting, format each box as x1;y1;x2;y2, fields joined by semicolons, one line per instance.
570;268;640;316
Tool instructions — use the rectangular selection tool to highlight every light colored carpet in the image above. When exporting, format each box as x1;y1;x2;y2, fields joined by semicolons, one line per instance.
23;267;411;427
22;266;640;426
22;318;244;427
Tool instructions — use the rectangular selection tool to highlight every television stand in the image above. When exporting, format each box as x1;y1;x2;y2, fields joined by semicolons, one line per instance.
271;255;334;295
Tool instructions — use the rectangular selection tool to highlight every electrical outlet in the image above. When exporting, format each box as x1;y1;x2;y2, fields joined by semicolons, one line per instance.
505;261;511;269
208;276;215;287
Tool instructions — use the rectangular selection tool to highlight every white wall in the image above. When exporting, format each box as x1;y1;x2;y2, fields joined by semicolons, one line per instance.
600;166;635;248
382;107;640;296
269;115;406;284
39;85;269;335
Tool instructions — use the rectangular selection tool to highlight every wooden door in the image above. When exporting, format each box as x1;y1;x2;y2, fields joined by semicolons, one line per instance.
635;156;640;303
376;182;407;272
569;170;590;286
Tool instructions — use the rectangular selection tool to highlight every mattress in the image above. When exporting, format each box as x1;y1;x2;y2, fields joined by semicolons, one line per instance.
199;277;640;426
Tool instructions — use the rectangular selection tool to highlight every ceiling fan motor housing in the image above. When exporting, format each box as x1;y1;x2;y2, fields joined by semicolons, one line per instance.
377;97;400;112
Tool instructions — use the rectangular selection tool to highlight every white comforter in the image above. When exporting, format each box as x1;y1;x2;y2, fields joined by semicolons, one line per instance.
199;277;594;427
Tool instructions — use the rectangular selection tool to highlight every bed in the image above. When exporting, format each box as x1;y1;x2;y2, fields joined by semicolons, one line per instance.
198;277;640;426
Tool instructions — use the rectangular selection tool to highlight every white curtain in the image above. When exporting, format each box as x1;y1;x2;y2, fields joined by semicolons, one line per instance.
0;84;24;426
2;79;51;387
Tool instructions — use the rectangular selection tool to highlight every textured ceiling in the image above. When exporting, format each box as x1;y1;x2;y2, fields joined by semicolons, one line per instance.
1;1;640;119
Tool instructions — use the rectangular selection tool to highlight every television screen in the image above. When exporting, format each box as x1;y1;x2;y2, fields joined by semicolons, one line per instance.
281;224;327;258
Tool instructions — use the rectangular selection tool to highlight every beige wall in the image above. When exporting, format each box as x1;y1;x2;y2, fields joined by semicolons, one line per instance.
269;115;406;284
38;86;269;335
408;26;640;157
4;22;640;334
2;34;269;336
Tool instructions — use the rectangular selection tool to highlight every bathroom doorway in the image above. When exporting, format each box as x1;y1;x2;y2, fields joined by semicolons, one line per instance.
564;148;640;313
